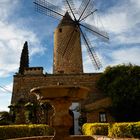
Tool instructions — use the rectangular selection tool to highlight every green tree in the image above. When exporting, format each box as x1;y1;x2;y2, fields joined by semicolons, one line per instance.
0;111;10;125
97;64;140;122
19;41;29;74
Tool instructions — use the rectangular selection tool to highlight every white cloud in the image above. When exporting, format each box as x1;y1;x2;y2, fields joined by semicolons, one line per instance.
0;97;10;111
83;56;93;73
100;12;128;34
113;33;140;44
0;1;46;77
100;0;140;34
0;83;12;93
111;47;140;65
83;0;140;46
0;0;18;21
81;0;140;70
0;22;45;77
0;83;12;111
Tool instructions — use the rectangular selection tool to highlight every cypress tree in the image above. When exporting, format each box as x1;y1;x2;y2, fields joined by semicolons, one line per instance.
19;41;29;74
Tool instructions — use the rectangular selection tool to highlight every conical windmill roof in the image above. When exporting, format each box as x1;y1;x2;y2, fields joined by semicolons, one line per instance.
58;12;75;27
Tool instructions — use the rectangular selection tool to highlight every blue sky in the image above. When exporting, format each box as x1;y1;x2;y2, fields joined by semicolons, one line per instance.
0;0;140;111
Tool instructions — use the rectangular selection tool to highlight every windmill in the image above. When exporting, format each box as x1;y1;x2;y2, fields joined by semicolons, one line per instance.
33;0;109;73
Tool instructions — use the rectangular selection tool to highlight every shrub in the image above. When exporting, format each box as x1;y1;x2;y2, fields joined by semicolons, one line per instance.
132;122;140;138
0;119;10;125
0;124;54;139
108;123;133;138
82;123;109;136
83;122;140;138
108;122;140;138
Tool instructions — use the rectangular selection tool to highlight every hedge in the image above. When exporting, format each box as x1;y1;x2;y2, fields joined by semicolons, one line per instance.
0;124;54;139
108;122;140;138
82;122;140;138
82;123;109;136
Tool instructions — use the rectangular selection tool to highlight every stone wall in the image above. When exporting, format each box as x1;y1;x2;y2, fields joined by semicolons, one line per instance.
86;108;114;123
11;72;112;124
11;73;104;105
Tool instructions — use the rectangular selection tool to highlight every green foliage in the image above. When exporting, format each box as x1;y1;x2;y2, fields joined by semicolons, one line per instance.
9;101;53;124
97;64;140;121
19;41;29;74
82;123;109;135
0;111;11;125
24;102;37;124
78;116;87;126
132;122;140;138
83;122;140;138
0;124;54;139
108;122;140;138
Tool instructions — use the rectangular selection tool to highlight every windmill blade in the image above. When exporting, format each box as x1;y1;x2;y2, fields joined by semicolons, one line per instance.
34;0;64;19
78;0;96;21
62;0;77;20
80;27;102;70
62;0;77;14
79;9;97;22
80;22;109;42
57;27;78;59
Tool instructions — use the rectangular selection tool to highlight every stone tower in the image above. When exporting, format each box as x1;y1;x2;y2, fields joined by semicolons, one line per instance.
53;12;83;74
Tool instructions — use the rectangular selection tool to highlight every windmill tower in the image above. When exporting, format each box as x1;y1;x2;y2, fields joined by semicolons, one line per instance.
53;12;83;74
34;0;109;73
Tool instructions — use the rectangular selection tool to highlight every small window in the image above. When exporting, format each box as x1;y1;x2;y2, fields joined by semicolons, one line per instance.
59;28;62;32
99;112;107;122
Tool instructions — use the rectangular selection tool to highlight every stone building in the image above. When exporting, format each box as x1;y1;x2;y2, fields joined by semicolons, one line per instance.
10;12;113;134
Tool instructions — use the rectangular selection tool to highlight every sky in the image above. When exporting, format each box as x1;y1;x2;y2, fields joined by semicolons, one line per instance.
0;0;140;111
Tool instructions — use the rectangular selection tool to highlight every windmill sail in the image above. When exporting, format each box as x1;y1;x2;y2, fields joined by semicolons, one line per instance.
81;22;109;42
63;0;77;14
34;0;64;19
78;0;95;21
80;29;102;70
62;0;77;20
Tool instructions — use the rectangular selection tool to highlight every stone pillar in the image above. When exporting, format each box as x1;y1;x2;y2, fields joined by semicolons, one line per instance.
50;99;72;140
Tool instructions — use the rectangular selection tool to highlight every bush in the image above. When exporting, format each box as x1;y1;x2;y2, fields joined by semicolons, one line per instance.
132;122;140;138
0;111;11;125
96;64;140;122
83;122;140;138
108;122;140;138
0;119;10;125
0;124;54;139
82;123;109;136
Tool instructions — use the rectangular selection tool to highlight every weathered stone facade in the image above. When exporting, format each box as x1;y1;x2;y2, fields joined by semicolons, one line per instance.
53;12;83;74
11;68;114;124
11;70;103;104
